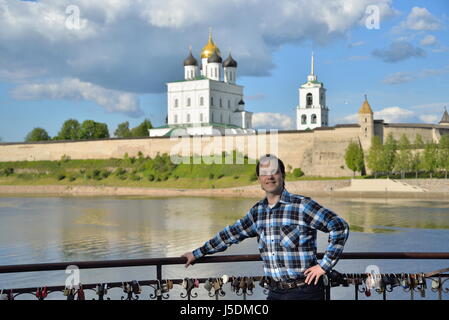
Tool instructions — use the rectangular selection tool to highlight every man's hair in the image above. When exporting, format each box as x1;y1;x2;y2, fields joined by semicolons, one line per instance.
256;154;286;177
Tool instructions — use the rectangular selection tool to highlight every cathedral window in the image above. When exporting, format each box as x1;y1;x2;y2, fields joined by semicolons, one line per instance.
211;97;214;106
174;115;178;124
301;115;307;124
220;114;223;123
174;99;178;108
200;113;203;122
220;98;222;108
187;98;191;107
228;100;230;109
306;93;313;108
311;114;317;124
187;114;190;123
200;97;204;106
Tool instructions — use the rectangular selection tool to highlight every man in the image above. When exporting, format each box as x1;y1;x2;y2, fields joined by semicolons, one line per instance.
182;154;349;300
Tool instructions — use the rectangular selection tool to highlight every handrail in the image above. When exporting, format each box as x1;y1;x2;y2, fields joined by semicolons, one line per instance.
1;252;449;274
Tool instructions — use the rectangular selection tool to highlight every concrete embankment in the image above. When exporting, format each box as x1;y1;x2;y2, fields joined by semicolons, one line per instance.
0;179;448;199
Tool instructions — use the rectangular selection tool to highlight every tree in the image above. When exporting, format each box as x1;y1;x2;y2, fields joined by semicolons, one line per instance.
410;151;422;179
422;142;438;178
414;134;424;149
438;134;449;178
25;127;50;142
366;136;384;178
114;121;132;138
131;119;153;137
79;120;110;140
344;141;365;177
381;133;397;177
394;134;412;179
56;119;80;140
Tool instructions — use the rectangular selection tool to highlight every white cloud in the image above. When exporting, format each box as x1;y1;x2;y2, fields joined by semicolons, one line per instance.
11;78;143;117
401;7;442;31
382;72;414;84
374;106;414;123
372;40;426;63
252;112;293;130
0;0;397;95
420;34;437;46
419;114;438;123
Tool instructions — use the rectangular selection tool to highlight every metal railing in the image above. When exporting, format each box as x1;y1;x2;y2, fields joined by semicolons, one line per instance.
1;252;449;300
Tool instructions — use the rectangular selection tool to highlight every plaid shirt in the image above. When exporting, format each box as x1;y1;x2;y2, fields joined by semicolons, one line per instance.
193;189;350;281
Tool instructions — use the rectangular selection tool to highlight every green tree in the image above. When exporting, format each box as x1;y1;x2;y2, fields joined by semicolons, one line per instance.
414;134;424;149
130;119;153;137
344;141;365;177
25;127;51;142
114;121;132;138
394;134;412;179
422;142;438;178
410;151;422;179
381;133;397;177
56;119;80;140
79;120;110;140
438;134;449;178
366;136;383;178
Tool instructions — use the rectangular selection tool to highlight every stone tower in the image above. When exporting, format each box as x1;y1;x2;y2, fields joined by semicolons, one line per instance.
358;95;374;151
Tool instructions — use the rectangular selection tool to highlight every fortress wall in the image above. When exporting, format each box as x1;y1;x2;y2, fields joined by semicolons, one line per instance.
0;127;361;177
383;126;435;143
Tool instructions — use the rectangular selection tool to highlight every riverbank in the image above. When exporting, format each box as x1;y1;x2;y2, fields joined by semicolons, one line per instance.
1;179;448;199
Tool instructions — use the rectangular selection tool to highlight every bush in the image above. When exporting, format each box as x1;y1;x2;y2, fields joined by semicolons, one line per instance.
114;168;126;176
233;175;239;179
101;170;111;179
249;172;258;182
130;174;141;181
0;167;14;176
147;174;155;181
57;173;66;180
209;173;215;180
217;174;225;179
69;175;77;182
292;168;304;178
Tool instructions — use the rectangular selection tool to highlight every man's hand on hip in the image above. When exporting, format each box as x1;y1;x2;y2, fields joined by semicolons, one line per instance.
181;252;196;268
304;265;326;285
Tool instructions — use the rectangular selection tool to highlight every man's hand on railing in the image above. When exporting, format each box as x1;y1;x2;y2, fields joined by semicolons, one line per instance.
181;252;196;268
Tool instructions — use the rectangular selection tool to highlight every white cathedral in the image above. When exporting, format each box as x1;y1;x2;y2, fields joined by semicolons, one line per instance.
149;31;254;137
149;32;329;137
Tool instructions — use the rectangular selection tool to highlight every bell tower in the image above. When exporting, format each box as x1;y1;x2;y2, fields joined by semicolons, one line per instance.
296;53;329;130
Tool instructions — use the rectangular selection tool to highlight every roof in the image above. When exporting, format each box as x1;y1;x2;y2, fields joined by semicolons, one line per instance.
358;96;373;114
440;108;449;124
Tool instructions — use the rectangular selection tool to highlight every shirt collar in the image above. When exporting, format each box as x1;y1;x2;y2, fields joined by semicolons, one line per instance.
262;188;291;206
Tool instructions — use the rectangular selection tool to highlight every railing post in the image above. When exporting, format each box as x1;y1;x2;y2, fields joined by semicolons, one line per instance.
156;264;162;301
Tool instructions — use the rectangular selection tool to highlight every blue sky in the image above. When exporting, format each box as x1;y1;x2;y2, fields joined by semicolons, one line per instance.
1;0;449;142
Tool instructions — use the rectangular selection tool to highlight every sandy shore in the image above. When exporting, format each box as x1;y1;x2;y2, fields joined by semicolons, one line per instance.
0;180;448;199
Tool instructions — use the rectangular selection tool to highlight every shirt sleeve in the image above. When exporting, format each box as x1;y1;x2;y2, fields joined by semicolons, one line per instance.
192;208;258;259
301;198;350;272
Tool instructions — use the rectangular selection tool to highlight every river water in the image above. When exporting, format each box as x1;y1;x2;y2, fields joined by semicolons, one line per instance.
1;194;449;300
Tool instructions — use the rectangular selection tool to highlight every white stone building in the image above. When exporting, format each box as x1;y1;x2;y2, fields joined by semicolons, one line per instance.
296;53;329;130
149;32;254;137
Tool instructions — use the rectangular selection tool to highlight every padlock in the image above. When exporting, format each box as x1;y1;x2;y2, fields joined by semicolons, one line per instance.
167;280;173;290
247;277;254;291
63;287;70;296
213;279;221;291
222;275;229;284
204;279;212;291
182;278;188;289
0;289;8;301
194;278;200;288
431;278;440;290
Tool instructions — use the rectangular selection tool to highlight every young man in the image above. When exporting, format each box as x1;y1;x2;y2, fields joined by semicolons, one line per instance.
182;154;350;300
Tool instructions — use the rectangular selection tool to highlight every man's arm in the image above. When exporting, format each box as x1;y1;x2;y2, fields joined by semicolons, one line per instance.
301;198;350;272
182;208;258;268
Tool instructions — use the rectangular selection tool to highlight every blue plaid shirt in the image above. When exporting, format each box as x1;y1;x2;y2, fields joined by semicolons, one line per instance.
193;189;350;281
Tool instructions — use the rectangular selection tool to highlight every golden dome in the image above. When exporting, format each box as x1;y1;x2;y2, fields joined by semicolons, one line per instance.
358;95;373;114
201;29;221;59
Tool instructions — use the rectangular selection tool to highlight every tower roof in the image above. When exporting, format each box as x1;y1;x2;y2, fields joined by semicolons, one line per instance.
201;28;221;59
440;107;449;124
207;49;222;63
358;95;373;114
183;48;198;66
223;52;237;68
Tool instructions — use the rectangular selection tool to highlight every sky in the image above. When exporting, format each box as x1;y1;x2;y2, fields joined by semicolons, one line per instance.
1;0;449;142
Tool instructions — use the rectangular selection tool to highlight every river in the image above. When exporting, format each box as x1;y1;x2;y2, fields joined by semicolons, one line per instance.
1;195;449;300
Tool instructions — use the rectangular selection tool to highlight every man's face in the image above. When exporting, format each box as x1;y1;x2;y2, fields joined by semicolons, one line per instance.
258;159;284;194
